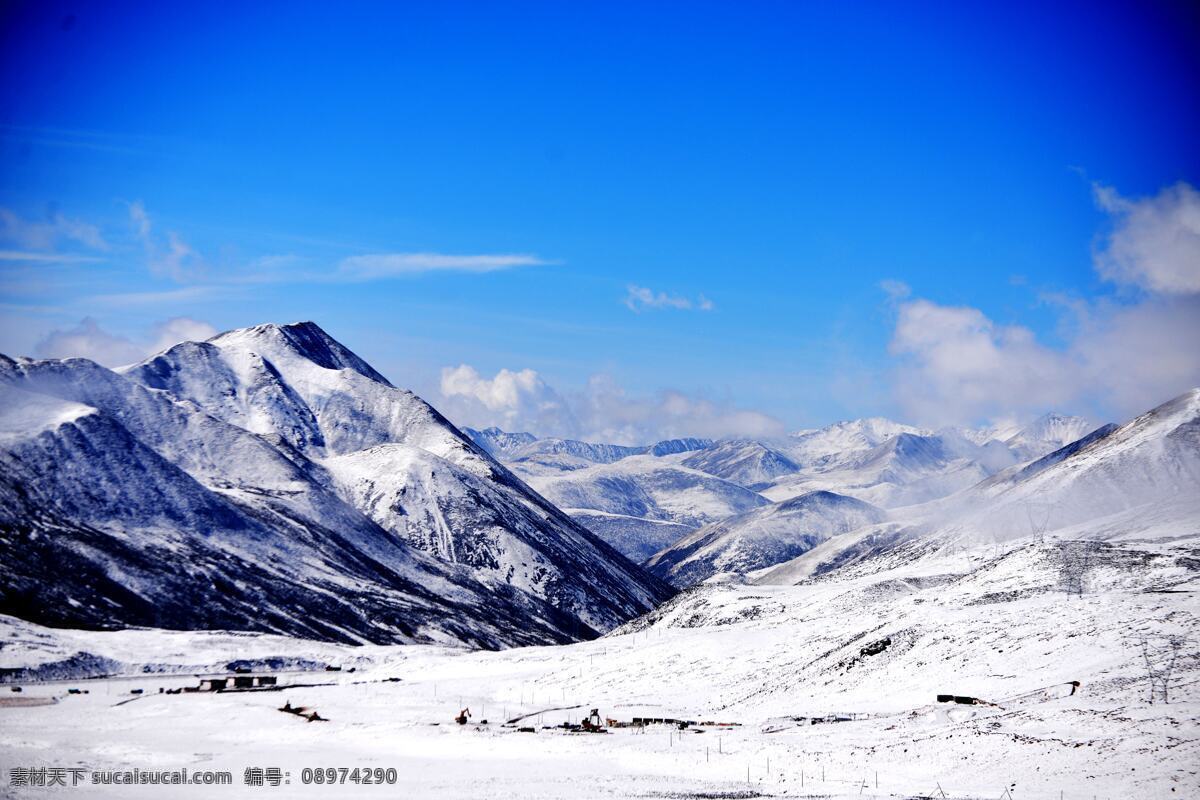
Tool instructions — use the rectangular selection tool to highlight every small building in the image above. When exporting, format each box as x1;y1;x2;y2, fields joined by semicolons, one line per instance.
199;675;278;692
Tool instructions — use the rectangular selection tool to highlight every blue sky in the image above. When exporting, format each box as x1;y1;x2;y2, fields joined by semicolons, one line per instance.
2;1;1198;441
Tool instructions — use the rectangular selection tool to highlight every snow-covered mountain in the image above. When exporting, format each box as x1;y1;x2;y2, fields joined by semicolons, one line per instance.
463;428;712;472
645;489;886;587
760;431;1004;508
999;412;1095;462
948;390;1199;542
678;439;799;489
753;389;1200;585
783;417;928;465
470;412;1104;563
0;323;674;646
1;383;1194;798
536;463;765;561
461;426;537;459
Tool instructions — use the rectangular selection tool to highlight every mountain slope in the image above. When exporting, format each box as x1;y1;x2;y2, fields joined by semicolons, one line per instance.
754;389;1200;585
467;429;714;473
782;417;927;465
645;489;886;586
512;456;771;562
520;455;771;531
952;389;1200;541
1001;412;1096;462
462;426;537;459
679;439;799;488
0;366;582;647
762;431;1001;508
0;322;674;646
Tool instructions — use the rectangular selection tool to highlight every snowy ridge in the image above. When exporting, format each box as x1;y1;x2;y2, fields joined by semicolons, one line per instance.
463;427;713;470
1001;412;1095;462
473;412;1118;568
645;490;887;586
752;389;1200;585
784;417;928;464
679;439;800;488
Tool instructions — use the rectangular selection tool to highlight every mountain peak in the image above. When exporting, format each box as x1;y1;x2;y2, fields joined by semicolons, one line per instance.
209;321;393;386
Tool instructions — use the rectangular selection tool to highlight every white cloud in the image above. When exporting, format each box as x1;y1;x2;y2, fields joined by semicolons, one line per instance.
33;316;217;368
0;250;105;263
33;318;146;366
149;317;219;351
879;279;911;301
438;364;783;444
1071;296;1200;416
624;284;714;312
885;181;1200;424
89;286;220;306
0;207;108;251
888;294;1200;425
1092;182;1200;295
889;300;1078;424
439;364;578;435
128;200;203;282
338;252;550;280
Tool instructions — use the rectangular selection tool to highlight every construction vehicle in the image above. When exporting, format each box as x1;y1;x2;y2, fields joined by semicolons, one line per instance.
454;707;472;725
580;708;605;732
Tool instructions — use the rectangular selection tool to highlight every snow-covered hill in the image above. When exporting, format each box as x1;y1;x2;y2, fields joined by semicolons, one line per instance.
761;431;1005;508
461;426;537;459
463;427;713;473
946;389;1200;543
645;490;887;586
753;389;1200;586
998;412;1095;462
678;439;799;489
2;527;1194;798
0;323;674;646
523;455;768;556
783;417;928;465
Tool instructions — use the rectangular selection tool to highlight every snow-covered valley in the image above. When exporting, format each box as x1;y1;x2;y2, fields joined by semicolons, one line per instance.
0;321;1197;798
1;532;1195;798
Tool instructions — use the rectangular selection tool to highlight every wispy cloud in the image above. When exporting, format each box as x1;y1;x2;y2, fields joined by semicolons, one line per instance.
886;181;1200;424
439;364;781;443
127;200;204;282
89;286;221;307
33;316;218;367
624;284;714;312
1092;181;1200;295
0;124;160;157
337;252;552;280
0;250;106;264
0;207;108;252
879;279;911;301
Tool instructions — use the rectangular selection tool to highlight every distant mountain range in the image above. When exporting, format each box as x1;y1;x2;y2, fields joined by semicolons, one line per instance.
754;388;1200;586
470;409;1104;571
3;319;1193;648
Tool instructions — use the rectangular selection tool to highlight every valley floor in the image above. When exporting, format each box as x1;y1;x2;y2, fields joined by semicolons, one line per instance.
1;539;1197;799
